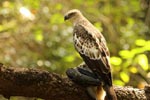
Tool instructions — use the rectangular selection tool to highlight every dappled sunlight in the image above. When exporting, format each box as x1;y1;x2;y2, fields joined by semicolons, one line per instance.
19;7;35;20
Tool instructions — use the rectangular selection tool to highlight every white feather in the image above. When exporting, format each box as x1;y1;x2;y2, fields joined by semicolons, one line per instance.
87;86;106;100
74;34;101;59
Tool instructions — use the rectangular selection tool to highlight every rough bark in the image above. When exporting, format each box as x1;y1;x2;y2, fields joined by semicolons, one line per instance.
0;63;149;100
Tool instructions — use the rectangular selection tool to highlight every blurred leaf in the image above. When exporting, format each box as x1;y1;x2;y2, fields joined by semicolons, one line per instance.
86;0;95;5
94;22;103;32
120;72;130;83
127;18;134;28
110;56;122;66
0;25;4;31
64;55;75;63
137;54;148;71
119;50;134;59
114;80;125;86
55;4;62;10
50;13;64;24
24;0;40;9
34;30;43;42
73;0;82;4
131;47;145;55
144;41;150;51
129;66;138;73
135;39;146;46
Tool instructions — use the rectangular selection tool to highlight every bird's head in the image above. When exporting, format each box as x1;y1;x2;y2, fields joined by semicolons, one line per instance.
64;9;83;22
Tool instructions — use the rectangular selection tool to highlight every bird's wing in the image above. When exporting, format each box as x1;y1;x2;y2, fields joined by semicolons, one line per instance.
73;24;112;85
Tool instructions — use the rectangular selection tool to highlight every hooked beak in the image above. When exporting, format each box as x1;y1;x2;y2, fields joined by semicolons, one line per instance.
64;15;69;21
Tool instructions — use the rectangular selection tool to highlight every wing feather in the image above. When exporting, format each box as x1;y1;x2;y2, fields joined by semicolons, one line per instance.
73;25;112;85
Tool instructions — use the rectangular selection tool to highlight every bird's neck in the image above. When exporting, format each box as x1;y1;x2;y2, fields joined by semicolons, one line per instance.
73;16;100;34
73;16;89;26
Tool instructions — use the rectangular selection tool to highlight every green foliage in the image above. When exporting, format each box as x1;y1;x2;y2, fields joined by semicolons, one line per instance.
0;0;149;91
137;54;148;71
120;71;129;83
110;56;122;66
50;13;64;24
111;39;150;86
34;29;43;42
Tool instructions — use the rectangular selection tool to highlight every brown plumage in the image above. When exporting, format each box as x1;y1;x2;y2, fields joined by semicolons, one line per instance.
64;9;117;100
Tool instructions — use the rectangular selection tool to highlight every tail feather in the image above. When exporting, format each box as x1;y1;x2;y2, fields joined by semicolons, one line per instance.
96;85;106;100
104;85;117;100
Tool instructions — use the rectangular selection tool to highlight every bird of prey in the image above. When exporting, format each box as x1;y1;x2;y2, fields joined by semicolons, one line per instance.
64;9;117;100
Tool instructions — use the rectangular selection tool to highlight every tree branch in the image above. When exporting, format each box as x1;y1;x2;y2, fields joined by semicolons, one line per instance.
0;63;149;100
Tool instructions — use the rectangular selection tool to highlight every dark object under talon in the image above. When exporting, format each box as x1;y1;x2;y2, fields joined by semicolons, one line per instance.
66;64;102;86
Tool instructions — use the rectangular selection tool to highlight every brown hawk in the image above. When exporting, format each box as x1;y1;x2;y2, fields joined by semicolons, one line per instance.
64;9;117;100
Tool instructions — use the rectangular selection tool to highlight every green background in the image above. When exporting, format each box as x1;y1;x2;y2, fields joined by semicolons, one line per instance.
0;0;150;99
